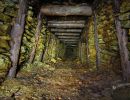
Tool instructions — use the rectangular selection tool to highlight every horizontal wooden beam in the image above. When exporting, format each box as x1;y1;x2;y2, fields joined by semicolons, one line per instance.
48;23;85;28
66;45;78;47
64;42;78;44
58;36;80;39
51;29;82;32
48;20;86;24
59;39;79;41
41;4;92;16
69;45;78;47
65;43;78;45
55;32;80;36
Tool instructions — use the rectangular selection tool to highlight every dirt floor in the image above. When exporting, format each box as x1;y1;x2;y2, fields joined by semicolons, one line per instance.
0;60;121;100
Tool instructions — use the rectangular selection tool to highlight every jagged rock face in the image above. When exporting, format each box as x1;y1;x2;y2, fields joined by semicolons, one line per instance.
87;1;121;72
86;0;130;73
0;0;18;79
0;0;129;79
19;6;66;68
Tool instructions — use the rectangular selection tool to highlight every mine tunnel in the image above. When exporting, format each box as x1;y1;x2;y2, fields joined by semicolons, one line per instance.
0;0;130;100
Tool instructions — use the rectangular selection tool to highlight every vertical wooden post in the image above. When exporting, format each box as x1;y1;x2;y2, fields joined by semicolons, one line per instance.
29;12;42;63
93;11;100;70
8;0;27;78
86;33;89;66
86;23;90;67
39;30;47;62
114;0;130;81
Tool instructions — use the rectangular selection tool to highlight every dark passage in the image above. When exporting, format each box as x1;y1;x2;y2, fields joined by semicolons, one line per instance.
65;47;77;59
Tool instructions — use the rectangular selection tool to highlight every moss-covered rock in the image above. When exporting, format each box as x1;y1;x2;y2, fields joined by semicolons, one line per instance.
0;1;5;12
121;20;130;28
4;6;18;17
0;40;10;50
120;1;130;13
87;1;120;71
0;24;10;34
0;55;10;77
0;13;11;22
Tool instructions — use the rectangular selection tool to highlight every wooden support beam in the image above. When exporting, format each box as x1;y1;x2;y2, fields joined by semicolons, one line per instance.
41;4;92;16
58;36;80;39
86;27;90;67
29;12;42;63
51;29;82;32
94;11;100;70
8;0;27;78
48;20;86;24
64;41;78;44
67;44;78;46
55;32;80;36
39;30;48;62
48;23;85;28
114;0;130;81
60;39;79;42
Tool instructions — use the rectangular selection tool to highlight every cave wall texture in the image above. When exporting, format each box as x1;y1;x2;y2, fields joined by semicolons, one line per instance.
0;0;130;79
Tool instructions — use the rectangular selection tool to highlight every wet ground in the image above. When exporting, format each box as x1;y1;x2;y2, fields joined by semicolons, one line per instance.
0;60;121;100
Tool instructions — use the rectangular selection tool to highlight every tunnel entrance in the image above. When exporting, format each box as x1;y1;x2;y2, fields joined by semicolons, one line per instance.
65;47;77;59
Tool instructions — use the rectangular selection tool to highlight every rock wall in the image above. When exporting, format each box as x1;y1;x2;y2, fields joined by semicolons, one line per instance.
87;1;121;72
43;33;65;63
19;6;37;64
0;0;18;78
19;6;65;69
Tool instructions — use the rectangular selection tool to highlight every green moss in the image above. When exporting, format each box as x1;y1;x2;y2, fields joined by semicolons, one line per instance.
0;24;10;34
4;6;18;17
0;40;10;50
121;20;130;28
119;12;130;21
0;55;10;69
120;1;130;13
0;1;5;12
0;35;11;40
0;13;11;22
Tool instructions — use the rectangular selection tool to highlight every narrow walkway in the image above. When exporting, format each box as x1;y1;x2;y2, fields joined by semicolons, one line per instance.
0;60;120;100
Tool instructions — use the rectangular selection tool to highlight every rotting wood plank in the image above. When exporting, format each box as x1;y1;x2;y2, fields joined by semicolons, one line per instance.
93;11;100;70
58;36;80;39
29;12;42;63
64;41;78;43
48;20;86;24
60;39;79;42
114;0;130;81
8;0;27;78
51;29;82;32
41;4;92;16
48;23;85;28
55;33;80;36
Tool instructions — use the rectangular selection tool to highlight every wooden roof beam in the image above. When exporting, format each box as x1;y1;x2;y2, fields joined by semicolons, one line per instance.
59;39;79;41
48;23;85;28
48;20;86;24
51;29;82;32
41;4;92;16
58;36;80;39
55;32;80;36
